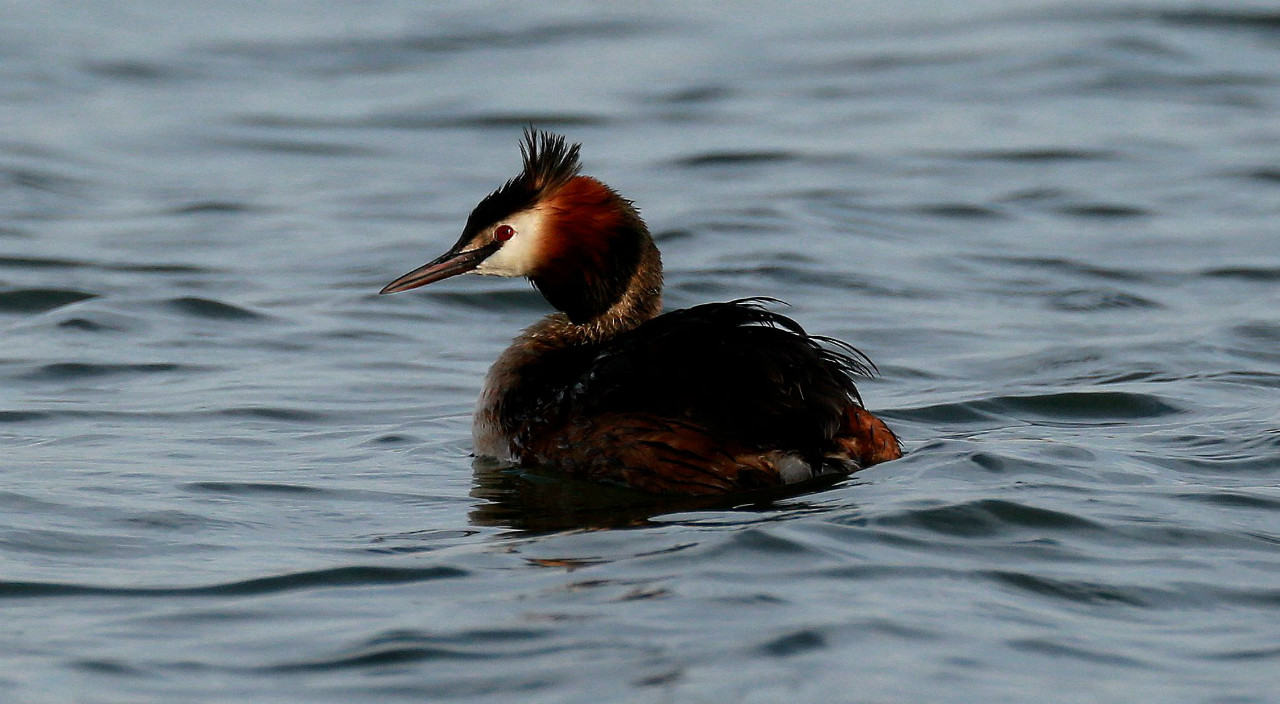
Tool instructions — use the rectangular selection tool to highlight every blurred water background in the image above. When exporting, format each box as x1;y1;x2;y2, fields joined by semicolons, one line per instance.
4;1;1280;702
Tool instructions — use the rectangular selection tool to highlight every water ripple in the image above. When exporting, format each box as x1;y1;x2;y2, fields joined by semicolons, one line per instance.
872;499;1103;538
0;565;466;599
951;148;1117;163
675;151;796;167
264;628;561;671
5;3;1280;702
203;19;660;78
1202;266;1280;282
1158;9;1280;30
1175;491;1280;511
757;629;827;657
165;201;261;215
184;481;330;496
982;571;1153;607
901;391;1182;427
19;362;191;381
211;136;381;157
1047;289;1160;311
164;296;265;321
1056;203;1149;218
1007;638;1150;668
0;255;81;269
0;288;96;314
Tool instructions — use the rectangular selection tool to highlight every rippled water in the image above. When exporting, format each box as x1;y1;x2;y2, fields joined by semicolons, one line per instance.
5;2;1280;702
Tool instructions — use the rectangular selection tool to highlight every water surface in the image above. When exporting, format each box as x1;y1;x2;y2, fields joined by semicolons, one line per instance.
4;2;1280;702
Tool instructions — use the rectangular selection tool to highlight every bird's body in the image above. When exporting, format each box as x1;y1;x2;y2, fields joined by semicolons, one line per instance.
382;130;901;495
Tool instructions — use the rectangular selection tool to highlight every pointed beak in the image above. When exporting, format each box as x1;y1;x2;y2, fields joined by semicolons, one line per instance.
380;241;501;294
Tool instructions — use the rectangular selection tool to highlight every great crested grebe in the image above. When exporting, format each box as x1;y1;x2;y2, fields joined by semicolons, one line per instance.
381;129;902;495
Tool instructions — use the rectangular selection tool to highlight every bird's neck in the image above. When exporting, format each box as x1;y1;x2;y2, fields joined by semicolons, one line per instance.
473;241;662;456
533;236;663;346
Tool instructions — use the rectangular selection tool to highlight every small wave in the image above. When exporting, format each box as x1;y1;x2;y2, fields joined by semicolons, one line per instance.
165;201;260;215
972;255;1152;283
1242;167;1280;184
217;406;327;422
1225;322;1280;363
1007;638;1150;668
165;296;264;321
426;289;548;311
757;628;827;657
3;165;88;195
1137;421;1280;475
106;262;209;274
396;113;609;130
899;390;1181;427
911;203;1006;219
1204;371;1280;389
0;255;81;270
1;528;152;557
648;85;733;105
264;628;554;671
1119;522;1280;551
689;263;915;298
954;148;1117;163
1230;321;1280;345
1055;203;1149;218
1158;9;1280;30
0;257;207;275
1047;288;1160;311
237;111;609;131
1174;491;1280;511
55;314;133;332
0;490;64;512
1200;645;1280;662
184;481;330;496
725;528;817;556
989;188;1151;219
1202;266;1280;282
0;288;96;314
993;390;1182;421
676;151;796;167
117;510;224;531
207;18;655;74
80;59;201;82
895;400;1008;427
19;362;187;381
968;449;1099;481
210;136;381;157
70;658;151;676
871;498;1103;538
0;407;333;425
268;644;486;670
0;565;466;599
1195;584;1280;608
982;570;1153;607
0;411;51;423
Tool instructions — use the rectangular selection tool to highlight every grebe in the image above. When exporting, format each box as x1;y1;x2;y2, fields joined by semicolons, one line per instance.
381;129;901;495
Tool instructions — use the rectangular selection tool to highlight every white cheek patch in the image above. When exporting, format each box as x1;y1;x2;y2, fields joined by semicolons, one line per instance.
474;208;547;278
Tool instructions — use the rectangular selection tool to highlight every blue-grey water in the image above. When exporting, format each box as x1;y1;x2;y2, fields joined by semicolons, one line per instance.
4;2;1280;702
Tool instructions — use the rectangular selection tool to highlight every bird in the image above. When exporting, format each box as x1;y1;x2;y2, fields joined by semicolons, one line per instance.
381;129;901;495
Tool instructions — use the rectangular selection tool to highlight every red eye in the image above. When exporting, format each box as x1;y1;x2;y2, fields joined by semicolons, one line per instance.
494;224;515;242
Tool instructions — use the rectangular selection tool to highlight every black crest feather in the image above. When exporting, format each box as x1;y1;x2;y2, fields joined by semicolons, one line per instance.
519;128;581;193
461;128;582;238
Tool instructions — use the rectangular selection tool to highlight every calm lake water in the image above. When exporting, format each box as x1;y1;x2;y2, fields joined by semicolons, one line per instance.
4;2;1280;702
